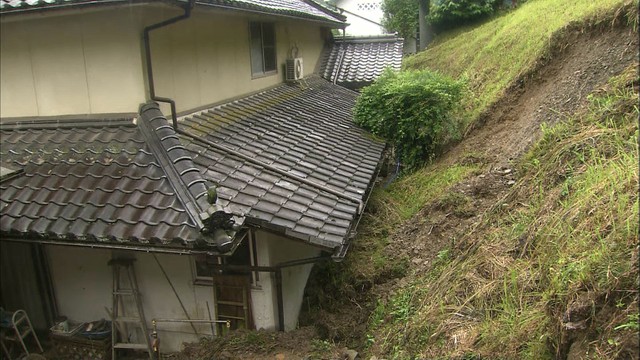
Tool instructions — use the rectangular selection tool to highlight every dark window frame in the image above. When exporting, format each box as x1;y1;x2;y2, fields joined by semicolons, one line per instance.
193;231;261;288
249;22;277;78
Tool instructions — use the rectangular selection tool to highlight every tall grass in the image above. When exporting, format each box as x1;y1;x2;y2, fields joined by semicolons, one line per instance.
366;64;638;359
404;0;636;126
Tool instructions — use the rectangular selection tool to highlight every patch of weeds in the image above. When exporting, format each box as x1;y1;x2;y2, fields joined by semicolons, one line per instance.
614;313;639;331
311;339;333;353
386;164;477;221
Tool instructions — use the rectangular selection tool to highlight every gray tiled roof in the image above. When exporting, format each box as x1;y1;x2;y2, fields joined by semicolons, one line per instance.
0;78;383;256
179;76;385;254
320;35;404;89
0;107;242;251
0;0;346;24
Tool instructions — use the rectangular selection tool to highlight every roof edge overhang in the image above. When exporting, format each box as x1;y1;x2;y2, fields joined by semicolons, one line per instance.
0;114;136;130
334;142;388;261
193;1;346;28
244;219;346;259
0;236;225;255
0;0;347;27
0;0;174;16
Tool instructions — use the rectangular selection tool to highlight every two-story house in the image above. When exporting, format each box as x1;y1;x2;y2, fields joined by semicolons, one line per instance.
0;0;385;354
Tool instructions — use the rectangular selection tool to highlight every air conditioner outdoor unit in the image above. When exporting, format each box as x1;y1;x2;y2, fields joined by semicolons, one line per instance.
286;58;304;81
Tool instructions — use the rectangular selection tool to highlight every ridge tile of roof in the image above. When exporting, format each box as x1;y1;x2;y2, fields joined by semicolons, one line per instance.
178;76;385;256
320;35;404;89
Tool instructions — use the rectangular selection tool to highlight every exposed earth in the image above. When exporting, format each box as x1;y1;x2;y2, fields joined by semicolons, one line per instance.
169;21;638;360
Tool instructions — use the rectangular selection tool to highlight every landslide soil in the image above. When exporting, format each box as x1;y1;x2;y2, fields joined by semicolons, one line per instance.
172;23;638;360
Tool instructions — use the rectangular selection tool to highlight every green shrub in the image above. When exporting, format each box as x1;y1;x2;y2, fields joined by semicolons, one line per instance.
429;0;499;30
354;69;465;170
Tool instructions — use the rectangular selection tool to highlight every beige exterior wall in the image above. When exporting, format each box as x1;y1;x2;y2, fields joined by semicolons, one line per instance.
46;232;323;351
0;8;147;118
1;5;328;119
150;9;327;114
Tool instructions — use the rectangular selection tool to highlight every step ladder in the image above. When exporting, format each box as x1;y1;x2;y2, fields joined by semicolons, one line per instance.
109;258;153;360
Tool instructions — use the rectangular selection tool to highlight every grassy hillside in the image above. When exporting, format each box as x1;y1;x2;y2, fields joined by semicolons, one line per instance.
404;0;636;128
312;0;639;359
364;64;638;359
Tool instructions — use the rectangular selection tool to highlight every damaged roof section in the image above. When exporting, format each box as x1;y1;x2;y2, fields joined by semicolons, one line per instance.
0;109;243;252
320;35;404;90
179;76;385;256
0;0;346;24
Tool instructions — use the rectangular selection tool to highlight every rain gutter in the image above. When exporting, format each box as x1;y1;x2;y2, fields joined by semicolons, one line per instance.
1;237;224;256
143;0;196;130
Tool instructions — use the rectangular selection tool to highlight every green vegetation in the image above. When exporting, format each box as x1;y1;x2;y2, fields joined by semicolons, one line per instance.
331;0;639;358
429;0;499;30
354;69;465;170
365;61;638;360
404;0;636;128
381;0;419;39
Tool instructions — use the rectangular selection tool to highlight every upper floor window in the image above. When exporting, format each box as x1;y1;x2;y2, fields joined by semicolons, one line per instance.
249;22;277;77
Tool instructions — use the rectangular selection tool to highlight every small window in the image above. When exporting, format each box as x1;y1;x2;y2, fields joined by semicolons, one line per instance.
249;22;277;77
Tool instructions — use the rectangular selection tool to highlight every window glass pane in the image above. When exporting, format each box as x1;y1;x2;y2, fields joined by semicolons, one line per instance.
263;46;276;72
262;23;275;48
249;22;264;74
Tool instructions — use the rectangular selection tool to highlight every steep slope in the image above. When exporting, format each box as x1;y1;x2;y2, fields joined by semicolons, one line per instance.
302;1;638;360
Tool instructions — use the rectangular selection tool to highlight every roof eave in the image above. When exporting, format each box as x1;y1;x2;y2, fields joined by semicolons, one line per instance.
194;2;346;27
0;235;226;255
0;0;347;27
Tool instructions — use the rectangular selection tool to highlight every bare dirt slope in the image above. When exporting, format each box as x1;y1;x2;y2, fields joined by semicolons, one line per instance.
171;23;638;360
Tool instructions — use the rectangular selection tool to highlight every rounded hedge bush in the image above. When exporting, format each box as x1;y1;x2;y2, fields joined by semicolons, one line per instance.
354;69;465;170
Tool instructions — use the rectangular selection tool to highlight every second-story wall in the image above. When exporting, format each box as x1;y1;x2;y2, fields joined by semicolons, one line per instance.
0;4;330;119
149;8;327;114
0;7;147;118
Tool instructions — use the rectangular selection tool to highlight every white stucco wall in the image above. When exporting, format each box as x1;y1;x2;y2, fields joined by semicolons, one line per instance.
0;5;328;119
249;230;322;331
45;232;324;351
45;246;210;353
337;0;386;36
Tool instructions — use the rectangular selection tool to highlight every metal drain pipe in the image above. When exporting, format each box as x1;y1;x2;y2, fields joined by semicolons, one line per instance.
143;0;196;130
